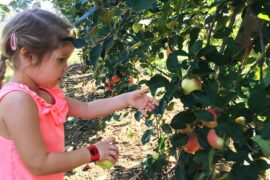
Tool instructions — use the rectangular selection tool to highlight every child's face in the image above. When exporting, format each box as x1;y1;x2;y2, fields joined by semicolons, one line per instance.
29;44;74;88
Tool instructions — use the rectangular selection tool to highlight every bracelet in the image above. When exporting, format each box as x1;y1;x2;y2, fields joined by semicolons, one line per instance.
87;145;100;162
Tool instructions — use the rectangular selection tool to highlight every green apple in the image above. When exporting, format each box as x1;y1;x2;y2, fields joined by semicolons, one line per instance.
181;78;202;95
96;160;114;169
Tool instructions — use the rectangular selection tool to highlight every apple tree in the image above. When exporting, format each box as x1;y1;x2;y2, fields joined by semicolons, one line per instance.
4;0;270;179
53;0;270;179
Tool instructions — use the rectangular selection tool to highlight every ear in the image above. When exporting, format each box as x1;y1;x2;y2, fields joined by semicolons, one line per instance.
19;47;33;64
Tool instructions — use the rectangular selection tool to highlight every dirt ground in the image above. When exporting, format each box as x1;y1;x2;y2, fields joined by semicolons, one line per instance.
60;64;156;180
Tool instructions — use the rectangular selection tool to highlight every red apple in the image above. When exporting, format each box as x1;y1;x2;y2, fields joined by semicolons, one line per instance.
183;135;200;154
105;86;112;92
181;78;202;95
128;78;134;85
201;109;218;128
111;75;120;83
207;129;224;150
106;80;113;87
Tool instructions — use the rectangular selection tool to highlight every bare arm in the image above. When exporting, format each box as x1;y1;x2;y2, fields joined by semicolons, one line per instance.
2;92;117;176
66;93;129;119
66;88;159;119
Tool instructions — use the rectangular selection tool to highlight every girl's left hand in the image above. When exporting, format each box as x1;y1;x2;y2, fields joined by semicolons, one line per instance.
127;88;159;116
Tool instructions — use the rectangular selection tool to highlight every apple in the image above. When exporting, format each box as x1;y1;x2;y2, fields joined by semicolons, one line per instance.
201;109;218;128
183;135;200;154
234;116;246;125
111;75;120;83
207;129;224;150
106;80;113;87
128;78;134;85
96;160;114;169
181;78;202;95
105;86;112;92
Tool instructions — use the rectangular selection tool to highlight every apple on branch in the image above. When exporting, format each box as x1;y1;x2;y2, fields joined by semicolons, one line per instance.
181;78;202;95
111;75;121;83
183;134;200;154
207;129;224;150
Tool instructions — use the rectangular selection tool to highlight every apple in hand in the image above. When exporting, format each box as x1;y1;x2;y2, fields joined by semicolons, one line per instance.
183;135;200;154
181;78;202;95
96;160;114;169
201;109;218;128
207;129;224;150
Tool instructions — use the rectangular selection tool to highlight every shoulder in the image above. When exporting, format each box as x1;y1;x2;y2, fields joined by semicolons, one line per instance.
0;90;38;112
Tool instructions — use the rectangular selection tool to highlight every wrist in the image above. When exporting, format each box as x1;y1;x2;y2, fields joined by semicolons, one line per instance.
87;145;100;162
124;92;131;107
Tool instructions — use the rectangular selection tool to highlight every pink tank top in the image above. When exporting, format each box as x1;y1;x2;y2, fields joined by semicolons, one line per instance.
0;82;69;180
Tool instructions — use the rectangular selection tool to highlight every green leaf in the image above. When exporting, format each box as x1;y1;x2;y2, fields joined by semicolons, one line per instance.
258;13;270;21
142;129;153;145
170;133;188;148
113;114;120;121
146;74;169;96
192;92;213;106
213;27;232;39
263;65;270;87
166;53;181;72
170;111;196;129
161;123;172;134
145;119;153;127
98;7;115;27
260;121;270;139
248;84;270;114
126;0;153;12
208;149;215;172
251;135;270;156
132;22;141;33
90;44;103;70
134;111;142;122
189;40;202;55
204;79;218;103
194;110;213;121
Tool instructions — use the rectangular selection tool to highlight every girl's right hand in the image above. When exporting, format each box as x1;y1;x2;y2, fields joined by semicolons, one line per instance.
94;137;119;163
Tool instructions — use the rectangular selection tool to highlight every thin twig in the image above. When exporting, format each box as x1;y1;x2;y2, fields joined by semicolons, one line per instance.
144;59;171;78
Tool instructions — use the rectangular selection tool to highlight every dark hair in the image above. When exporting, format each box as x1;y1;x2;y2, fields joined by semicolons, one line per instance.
0;9;70;62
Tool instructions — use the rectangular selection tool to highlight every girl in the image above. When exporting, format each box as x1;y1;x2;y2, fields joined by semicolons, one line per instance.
0;9;159;179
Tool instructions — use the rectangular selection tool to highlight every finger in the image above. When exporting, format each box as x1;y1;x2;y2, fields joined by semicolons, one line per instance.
109;150;118;160
104;137;116;144
140;110;147;116
134;88;149;97
109;144;118;151
107;156;117;164
139;99;148;110
150;98;159;106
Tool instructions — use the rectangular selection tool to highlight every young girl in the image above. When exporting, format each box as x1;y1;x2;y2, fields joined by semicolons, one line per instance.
0;9;159;179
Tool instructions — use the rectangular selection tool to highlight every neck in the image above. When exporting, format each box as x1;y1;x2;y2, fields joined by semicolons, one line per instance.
11;72;40;94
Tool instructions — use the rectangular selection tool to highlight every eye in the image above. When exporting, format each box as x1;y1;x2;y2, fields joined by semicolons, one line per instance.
59;58;67;63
